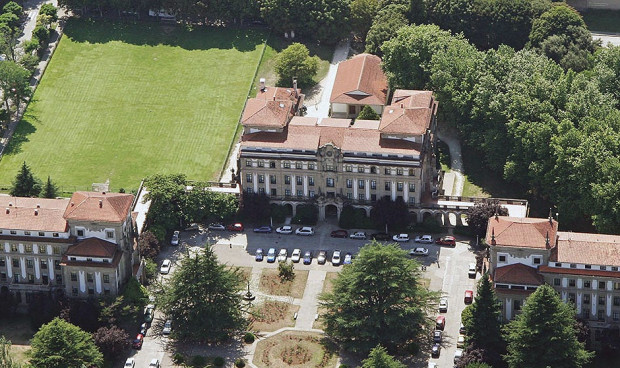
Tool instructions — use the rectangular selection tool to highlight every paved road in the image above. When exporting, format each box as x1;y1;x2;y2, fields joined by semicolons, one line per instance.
437;127;465;197
592;32;620;47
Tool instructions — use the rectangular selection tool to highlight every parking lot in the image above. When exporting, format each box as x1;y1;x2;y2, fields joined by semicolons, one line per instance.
129;221;478;368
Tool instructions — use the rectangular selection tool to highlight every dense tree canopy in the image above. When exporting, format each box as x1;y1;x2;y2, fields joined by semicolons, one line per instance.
28;318;103;368
361;345;406;368
504;285;593;368
466;203;508;239
364;4;409;56
0;336;20;368
370;197;412;232
158;246;246;341
320;241;437;353
0;61;31;122
10;162;41;197
273;43;320;87
92;325;130;359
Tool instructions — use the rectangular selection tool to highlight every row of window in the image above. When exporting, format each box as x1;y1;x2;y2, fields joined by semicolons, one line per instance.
246;174;316;186
246;188;317;198
75;228;115;239
497;254;542;264
553;278;620;290
244;159;417;176
69;272;110;283
554;262;619;271
581;309;620;321
1;244;62;255
1;272;63;285
0;230;61;237
246;174;415;192
568;293;620;307
0;258;61;270
72;287;111;296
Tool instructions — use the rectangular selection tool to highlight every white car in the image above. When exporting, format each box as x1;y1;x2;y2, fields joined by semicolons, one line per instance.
124;358;135;368
428;363;437;368
170;230;179;246
160;259;172;274
162;320;172;335
148;359;160;368
208;223;225;231
331;250;341;266
278;248;288;262
295;227;314;236
409;247;429;256
291;249;301;263
457;334;466;348
414;234;433;243
392;233;410;242
349;231;367;239
454;349;463;363
276;226;293;234
439;297;448;312
468;263;477;278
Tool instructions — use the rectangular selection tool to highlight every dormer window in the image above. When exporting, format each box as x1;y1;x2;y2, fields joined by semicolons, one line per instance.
106;230;114;239
24;231;31;236
86;258;92;262
52;233;59;238
38;232;44;236
77;229;85;237
103;259;109;263
10;231;16;235
70;257;77;261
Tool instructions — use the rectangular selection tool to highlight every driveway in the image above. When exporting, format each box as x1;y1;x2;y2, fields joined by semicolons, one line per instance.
437;127;464;197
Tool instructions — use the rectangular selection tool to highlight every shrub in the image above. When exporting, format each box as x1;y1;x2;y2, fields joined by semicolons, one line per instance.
39;3;58;22
190;355;206;367
339;205;374;229
172;352;185;364
144;259;158;282
213;356;225;367
243;332;255;343
278;261;295;281
235;358;246;367
19;53;40;72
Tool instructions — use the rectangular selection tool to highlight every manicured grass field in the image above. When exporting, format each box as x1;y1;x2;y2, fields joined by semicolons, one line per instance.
0;19;267;192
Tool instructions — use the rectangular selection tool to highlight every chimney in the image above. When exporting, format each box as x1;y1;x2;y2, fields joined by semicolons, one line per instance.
273;96;276;101
70;202;74;207
99;200;103;208
259;78;266;92
5;208;9;214
494;211;499;220
400;103;404;108
491;228;496;246
8;202;12;207
34;209;38;216
548;208;553;225
36;204;40;208
545;231;550;248
102;191;106;195
293;79;298;98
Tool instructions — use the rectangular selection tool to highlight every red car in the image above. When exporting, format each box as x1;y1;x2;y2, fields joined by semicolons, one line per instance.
330;230;348;238
436;236;456;246
132;333;144;349
226;223;244;232
435;315;445;330
464;290;474;304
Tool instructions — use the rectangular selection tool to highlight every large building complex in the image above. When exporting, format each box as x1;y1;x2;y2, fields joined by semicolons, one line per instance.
238;54;439;219
0;191;138;305
487;215;620;342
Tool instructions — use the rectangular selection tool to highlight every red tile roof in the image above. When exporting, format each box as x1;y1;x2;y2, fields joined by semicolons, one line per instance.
65;237;118;258
494;263;543;285
379;90;436;136
539;265;620;279
553;231;620;267
241;99;295;128
486;216;557;249
64;192;134;223
0;197;69;232
330;54;388;106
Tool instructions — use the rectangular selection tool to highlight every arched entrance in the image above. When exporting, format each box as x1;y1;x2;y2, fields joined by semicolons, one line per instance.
283;204;294;216
325;204;338;218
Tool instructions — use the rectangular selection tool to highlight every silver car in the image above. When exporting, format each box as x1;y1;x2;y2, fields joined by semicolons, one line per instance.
295;227;314;236
278;248;288;262
162;320;172;335
331;250;342;266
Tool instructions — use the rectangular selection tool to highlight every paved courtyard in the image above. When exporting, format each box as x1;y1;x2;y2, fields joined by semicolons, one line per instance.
127;222;478;367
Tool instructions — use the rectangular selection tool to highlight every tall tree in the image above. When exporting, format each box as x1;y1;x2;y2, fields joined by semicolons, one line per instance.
356;105;381;120
361;345;406;368
466;202;508;239
10;162;41;197
503;284;594;368
350;0;379;41
158;246;246;341
364;4;409;56
92;326;130;359
138;230;161;260
274;43;320;88
28;318;103;368
41;176;59;198
463;274;504;366
0;61;31;122
320;241;437;353
0;336;20;368
370;197;412;232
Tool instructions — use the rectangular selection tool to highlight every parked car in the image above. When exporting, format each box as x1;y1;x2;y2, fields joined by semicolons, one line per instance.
409;247;429;256
317;250;327;265
468;263;477;278
208;223;225;231
330;229;348;238
226;223;244;231
459;323;466;334
267;248;276;263
436;235;456;246
428;363;437;368
278;248;288;262
454;349;463;363
296;227;314;236
140;322;148;336
464;290;474;304
457;334;465;348
371;232;391;241
439;297;448;312
170;231;179;246
291;249;301;263
349;231;367;239
162;320;172;335
433;330;443;343
331;250;342;266
392;233;410;242
276;226;293;234
303;251;312;265
415;235;433;243
431;343;441;357
255;248;264;262
343;253;352;264
253;226;272;233
160;259;172;274
184;223;200;231
148;359;160;368
435;315;445;330
125;358;136;368
132;334;144;349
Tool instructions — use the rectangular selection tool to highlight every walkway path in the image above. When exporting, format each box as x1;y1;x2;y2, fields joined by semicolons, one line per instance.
304;39;351;118
294;269;326;330
437;127;464;196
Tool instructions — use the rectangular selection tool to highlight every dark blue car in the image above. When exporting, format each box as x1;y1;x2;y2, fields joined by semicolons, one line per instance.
255;248;264;262
267;248;276;263
303;251;312;265
253;226;272;233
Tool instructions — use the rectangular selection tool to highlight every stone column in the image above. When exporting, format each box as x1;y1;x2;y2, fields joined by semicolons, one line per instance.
353;178;358;199
304;176;308;197
48;258;55;280
95;272;102;294
34;258;40;279
20;257;26;278
391;181;396;200
79;271;86;293
6;256;12;278
365;179;370;199
265;175;270;193
253;173;258;193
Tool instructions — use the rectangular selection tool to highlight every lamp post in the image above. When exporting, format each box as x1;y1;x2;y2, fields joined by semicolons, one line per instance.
243;280;255;302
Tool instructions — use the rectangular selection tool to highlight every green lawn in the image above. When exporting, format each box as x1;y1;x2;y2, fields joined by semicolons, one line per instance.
582;9;620;33
0;19;268;192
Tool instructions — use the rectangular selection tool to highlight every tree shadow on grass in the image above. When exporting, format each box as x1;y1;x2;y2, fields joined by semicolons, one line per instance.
2;114;38;157
62;18;267;52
